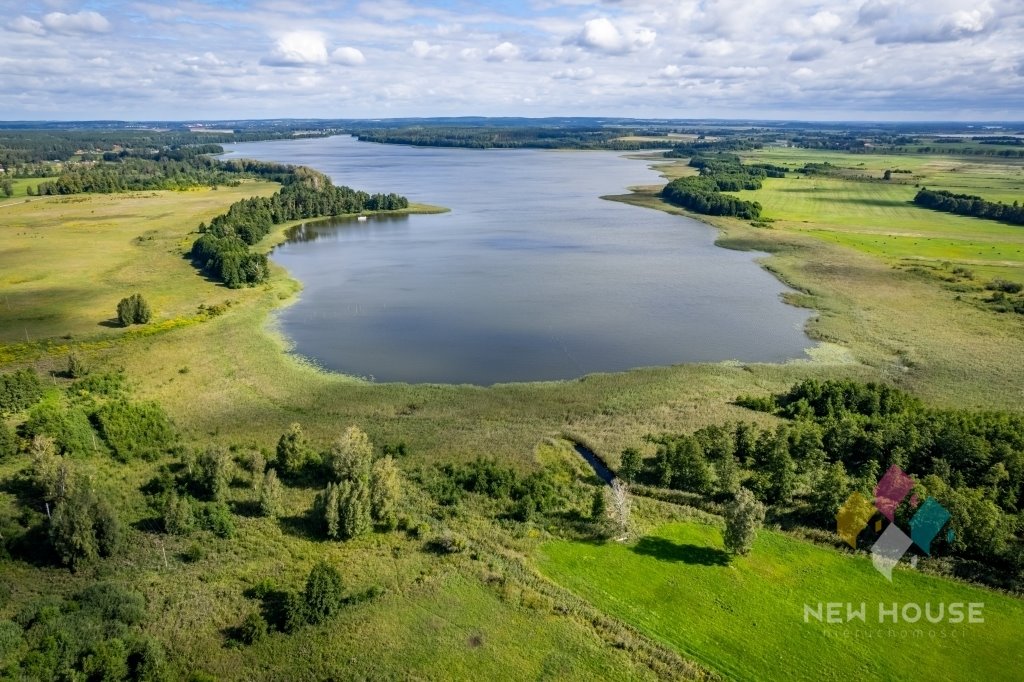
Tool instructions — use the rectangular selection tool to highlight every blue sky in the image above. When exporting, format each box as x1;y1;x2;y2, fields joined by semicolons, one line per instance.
1;0;1022;121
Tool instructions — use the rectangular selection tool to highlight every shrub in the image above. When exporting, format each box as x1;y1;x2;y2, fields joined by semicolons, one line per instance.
77;582;146;626
276;423;313;477
65;353;89;379
50;483;122;568
24;398;98;457
72;370;128;397
127;636;169;682
116;293;152;326
239;612;268;645
0;368;44;415
82;637;129;681
93;399;176;461
370;456;400;529
0;619;23;662
0;421;17;460
198;502;235;538
162;493;196;536
194;447;232;502
431;531;468;554
303;561;344;625
181;543;205;563
258;469;282;518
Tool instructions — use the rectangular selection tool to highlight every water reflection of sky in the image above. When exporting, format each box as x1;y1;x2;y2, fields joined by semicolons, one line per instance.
222;136;815;384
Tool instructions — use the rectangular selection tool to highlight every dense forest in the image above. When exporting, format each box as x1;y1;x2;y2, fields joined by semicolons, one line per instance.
190;167;409;288
659;153;769;219
914;188;1024;226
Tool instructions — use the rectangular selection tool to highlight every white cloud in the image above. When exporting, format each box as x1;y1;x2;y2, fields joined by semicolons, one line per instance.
9;16;45;35
487;42;520;62
552;67;594;80
658;64;682;78
459;47;481;61
529;46;570;62
785;10;841;38
41;10;111;34
263;31;329;66
874;3;998;44
332;46;366;66
685;39;734;58
792;67;815;79
409;40;444;59
572;17;655;55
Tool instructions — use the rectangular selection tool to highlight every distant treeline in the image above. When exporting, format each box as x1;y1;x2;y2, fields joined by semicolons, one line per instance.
914;188;1024;226
191;167;409;288
32;156;234;195
663;139;762;157
0;128;331;168
660;153;769;219
354;127;667;150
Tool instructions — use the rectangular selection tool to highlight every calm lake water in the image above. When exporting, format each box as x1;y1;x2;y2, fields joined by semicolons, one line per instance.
220;136;813;384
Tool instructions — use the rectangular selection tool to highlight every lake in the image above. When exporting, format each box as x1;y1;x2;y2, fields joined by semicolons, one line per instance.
220;136;814;384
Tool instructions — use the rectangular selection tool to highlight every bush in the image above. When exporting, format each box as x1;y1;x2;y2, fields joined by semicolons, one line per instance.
0;619;23;661
0;421;17;460
162;493;195;536
24;398;98;457
239;612;268;645
77;582;146;626
0;368;44;415
65;353;89;379
72;370;128;397
303;561;345;625
258;469;283;518
431;531;468;554
127;636;169;682
198;502;235;538
93;399;176;461
116;293;152;326
50;483;123;569
181;543;205;563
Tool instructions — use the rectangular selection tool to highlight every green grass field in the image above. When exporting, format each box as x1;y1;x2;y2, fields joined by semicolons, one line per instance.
538;520;1024;681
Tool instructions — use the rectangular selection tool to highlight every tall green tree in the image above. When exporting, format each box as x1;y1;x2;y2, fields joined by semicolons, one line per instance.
259;469;283;519
370;456;400;529
619;447;642;482
337;479;371;541
813;461;850;521
276;422;312;477
329;425;373;484
723;488;765;556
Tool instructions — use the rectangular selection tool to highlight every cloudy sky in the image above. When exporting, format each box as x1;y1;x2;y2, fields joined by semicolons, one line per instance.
2;0;1023;121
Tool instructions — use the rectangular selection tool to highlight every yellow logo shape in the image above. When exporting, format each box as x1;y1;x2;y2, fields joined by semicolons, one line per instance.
836;492;875;548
